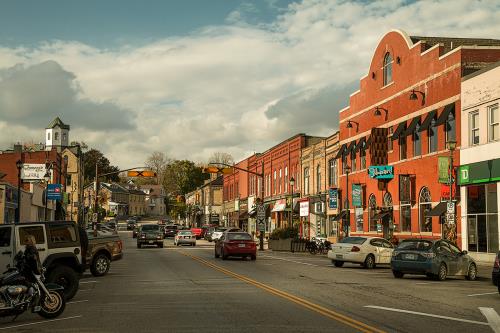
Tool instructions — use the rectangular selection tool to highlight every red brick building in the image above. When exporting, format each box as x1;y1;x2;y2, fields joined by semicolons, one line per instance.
337;30;500;246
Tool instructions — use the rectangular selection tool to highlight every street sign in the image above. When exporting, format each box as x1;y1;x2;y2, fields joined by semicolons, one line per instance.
127;170;157;177
47;184;62;201
256;204;266;220
92;213;98;222
446;213;455;224
447;202;455;214
257;220;266;232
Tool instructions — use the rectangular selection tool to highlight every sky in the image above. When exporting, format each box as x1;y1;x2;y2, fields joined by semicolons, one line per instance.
0;0;499;169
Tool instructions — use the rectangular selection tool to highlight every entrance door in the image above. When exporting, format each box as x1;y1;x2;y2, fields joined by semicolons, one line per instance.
0;226;13;271
382;214;392;240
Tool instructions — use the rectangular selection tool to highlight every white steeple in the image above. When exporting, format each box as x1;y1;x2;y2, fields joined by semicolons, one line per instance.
45;117;70;152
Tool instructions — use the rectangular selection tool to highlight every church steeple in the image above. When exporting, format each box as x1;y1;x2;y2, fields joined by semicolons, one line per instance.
45;117;70;152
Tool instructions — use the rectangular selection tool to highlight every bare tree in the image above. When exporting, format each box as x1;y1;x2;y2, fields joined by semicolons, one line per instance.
208;152;234;167
145;151;171;185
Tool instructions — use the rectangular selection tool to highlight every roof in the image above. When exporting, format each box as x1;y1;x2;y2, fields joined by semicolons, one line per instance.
129;189;146;195
201;175;223;188
410;35;500;54
101;183;129;194
462;60;500;81
46;117;70;130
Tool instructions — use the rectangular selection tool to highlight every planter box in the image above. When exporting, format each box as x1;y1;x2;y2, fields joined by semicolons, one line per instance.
269;238;292;251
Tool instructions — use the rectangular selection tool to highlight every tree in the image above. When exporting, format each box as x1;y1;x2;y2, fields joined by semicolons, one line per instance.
208;152;234;167
162;160;207;195
145;151;170;185
83;148;120;184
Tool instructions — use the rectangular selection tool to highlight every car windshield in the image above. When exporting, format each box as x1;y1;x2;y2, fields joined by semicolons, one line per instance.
141;225;160;231
215;228;227;232
339;237;366;245
178;231;193;235
166;225;178;230
227;233;252;240
397;240;433;251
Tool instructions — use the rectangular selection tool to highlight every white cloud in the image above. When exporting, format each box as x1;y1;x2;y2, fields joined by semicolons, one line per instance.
0;0;499;168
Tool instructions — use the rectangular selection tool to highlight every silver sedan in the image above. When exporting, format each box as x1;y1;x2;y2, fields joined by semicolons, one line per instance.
174;230;196;246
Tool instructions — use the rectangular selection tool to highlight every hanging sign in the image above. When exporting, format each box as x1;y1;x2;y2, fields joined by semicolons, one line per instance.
299;199;309;217
368;166;394;179
352;184;362;207
47;184;62;201
329;188;338;209
438;156;450;184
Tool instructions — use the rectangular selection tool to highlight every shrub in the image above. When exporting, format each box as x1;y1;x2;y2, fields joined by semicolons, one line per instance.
269;225;298;240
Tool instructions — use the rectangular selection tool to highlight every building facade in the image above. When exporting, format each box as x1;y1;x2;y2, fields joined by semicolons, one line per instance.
337;30;500;246
459;61;500;261
128;189;146;216
140;185;167;217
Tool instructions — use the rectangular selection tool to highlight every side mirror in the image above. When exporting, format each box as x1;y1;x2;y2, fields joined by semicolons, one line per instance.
462;250;468;255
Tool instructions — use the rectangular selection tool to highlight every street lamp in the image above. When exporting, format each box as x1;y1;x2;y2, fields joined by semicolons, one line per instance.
15;160;22;224
344;164;351;238
289;177;295;227
44;170;51;221
446;139;457;225
409;89;426;106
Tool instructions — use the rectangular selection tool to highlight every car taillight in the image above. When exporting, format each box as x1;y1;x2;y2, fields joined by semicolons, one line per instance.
495;257;500;269
117;240;123;251
351;246;360;252
141;234;146;238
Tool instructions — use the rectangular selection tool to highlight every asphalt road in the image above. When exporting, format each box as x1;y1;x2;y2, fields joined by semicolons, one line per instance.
1;230;499;333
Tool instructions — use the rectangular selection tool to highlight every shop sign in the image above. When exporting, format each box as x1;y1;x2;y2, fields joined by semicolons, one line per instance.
440;184;456;199
299;199;309;217
459;165;469;184
47;184;62;201
438;157;450;184
368;166;394;179
21;164;47;181
329;188;338;209
352;184;362;207
458;159;500;185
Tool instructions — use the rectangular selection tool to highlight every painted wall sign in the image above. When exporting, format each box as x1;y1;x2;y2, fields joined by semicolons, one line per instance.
329;188;338;209
368;166;394;179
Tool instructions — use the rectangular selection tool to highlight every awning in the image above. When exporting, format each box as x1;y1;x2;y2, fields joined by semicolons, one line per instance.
354;137;366;152
391;121;407;140
419;110;437;132
403;116;421;136
365;135;372;148
427;202;447;217
435;103;455;126
345;140;356;155
372;211;391;220
335;144;347;159
333;211;346;221
271;199;287;212
239;211;249;220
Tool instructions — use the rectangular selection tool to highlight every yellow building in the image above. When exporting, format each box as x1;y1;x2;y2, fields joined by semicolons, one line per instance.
62;147;83;222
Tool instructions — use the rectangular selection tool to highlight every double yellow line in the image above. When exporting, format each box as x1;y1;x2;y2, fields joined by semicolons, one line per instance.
179;251;385;333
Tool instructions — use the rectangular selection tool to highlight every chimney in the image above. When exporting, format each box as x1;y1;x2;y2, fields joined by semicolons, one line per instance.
13;143;22;153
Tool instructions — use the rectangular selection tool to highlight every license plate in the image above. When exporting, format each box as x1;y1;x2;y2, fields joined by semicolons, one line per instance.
238;244;245;248
404;254;416;260
336;254;343;259
148;241;154;244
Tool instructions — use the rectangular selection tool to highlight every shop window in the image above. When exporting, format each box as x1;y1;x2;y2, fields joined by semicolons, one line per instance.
419;187;432;232
470;111;480;145
467;184;499;253
383;53;393;86
489;103;499;142
355;208;364;232
445;110;456;143
399;136;407;160
400;204;411;232
413;123;421;157
368;194;377;232
428;118;438;153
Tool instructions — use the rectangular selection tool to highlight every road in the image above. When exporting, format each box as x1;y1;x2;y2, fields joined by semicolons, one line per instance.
1;229;499;333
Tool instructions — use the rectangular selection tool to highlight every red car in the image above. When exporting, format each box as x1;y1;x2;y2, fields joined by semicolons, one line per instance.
190;228;203;239
214;231;256;260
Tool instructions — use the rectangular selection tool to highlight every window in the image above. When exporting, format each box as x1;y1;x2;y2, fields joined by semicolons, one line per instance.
62;133;67;141
273;170;277;195
47;132;51;141
445;111;456;143
470;111;480;145
55;132;59;141
19;226;45;244
285;167;288;192
304;167;310;195
400;203;411;232
316;165;321;193
399;136;407;160
342;155;347;174
489;103;499;142
368;194;377;232
383;53;393;86
419;187;432;232
0;227;11;247
355;208;363;232
413;123;421;156
360;145;366;169
467;184;498;253
428;118;438;153
279;169;282;194
351;149;357;172
329;159;337;187
388;127;394;151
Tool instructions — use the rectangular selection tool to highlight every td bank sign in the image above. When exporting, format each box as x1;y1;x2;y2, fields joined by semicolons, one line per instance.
458;159;500;185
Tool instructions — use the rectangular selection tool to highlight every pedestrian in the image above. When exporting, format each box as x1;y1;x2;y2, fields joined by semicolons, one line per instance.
24;235;42;275
78;225;89;266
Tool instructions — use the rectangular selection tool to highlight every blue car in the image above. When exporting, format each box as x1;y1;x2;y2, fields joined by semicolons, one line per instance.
391;239;477;281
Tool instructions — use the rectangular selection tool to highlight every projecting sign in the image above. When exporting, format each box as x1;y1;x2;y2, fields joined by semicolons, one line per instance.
329;188;338;209
47;184;62;201
21;164;47;181
299;199;309;217
368;166;394;179
352;184;362;207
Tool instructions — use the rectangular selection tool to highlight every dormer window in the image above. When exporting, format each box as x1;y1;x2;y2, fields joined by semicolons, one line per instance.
55;132;59;141
383;52;393;86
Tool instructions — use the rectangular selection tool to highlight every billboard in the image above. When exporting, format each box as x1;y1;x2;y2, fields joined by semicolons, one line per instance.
21;164;47;181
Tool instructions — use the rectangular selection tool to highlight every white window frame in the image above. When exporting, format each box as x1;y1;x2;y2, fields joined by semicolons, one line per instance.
489;103;499;142
382;53;393;86
469;110;480;146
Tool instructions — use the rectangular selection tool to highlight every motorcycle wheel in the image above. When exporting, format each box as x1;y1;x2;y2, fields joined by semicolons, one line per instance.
38;290;65;319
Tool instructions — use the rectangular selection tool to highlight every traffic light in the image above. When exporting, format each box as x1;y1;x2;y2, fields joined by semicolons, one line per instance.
202;166;233;174
127;170;157;178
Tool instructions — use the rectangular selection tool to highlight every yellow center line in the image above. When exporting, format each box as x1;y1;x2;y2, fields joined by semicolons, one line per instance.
178;251;386;333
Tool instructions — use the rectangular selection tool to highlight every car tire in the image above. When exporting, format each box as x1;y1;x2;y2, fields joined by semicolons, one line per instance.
222;249;227;260
137;243;141;249
193;243;196;247
90;253;110;277
46;266;79;300
437;263;447;281
363;254;376;269
158;243;164;248
465;263;477;281
333;261;344;267
392;270;404;279
215;249;220;258
251;255;256;261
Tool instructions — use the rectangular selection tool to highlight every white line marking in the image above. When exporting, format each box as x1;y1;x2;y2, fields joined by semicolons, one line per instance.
78;289;93;292
80;280;98;284
480;307;500;333
364;305;489;326
0;315;83;330
260;255;319;267
416;282;435;285
67;299;89;304
468;292;499;297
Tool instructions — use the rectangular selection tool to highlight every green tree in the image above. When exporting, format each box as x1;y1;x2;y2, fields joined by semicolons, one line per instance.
163;160;207;195
83;148;120;184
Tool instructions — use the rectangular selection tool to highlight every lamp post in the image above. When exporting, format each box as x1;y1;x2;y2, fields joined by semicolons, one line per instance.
15;160;23;224
289;177;295;227
344;164;351;238
44;170;50;221
446;140;457;228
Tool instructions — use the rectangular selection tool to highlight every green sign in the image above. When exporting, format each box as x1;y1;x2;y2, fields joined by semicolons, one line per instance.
459;165;470;184
352;184;362;207
459;159;500;185
438;156;450;184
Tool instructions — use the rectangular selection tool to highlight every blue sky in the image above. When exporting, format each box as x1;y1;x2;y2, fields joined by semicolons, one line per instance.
0;0;293;47
0;0;499;168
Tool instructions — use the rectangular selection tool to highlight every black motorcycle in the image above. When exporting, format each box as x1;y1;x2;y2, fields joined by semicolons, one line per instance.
0;251;65;320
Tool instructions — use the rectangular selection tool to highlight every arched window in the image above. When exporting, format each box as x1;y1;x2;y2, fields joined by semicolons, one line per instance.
383;53;393;86
316;165;321;193
419;187;432;232
383;192;393;207
368;194;377;231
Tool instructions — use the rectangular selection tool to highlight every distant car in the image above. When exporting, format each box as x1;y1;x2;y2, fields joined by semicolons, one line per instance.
137;224;164;248
127;220;137;230
493;252;500;287
132;225;140;238
211;227;240;242
174;230;196;246
164;224;180;238
191;228;203;239
391;239;477;281
204;226;216;242
215;231;256;260
106;221;117;230
328;236;394;269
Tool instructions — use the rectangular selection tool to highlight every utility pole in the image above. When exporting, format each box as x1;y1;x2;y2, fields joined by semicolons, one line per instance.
93;163;99;233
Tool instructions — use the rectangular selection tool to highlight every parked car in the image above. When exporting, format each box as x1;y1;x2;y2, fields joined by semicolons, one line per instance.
204;226;217;242
164;224;181;238
391;239;477;281
86;231;123;277
137;224;164;248
493;252;500;287
132;225;140;238
174;230;196;246
105;221;117;231
191;228;203;239
127;219;137;230
215;231;256;260
328;236;394;269
211;227;240;242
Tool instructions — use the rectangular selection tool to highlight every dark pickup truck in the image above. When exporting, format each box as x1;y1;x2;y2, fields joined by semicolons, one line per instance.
86;230;123;276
